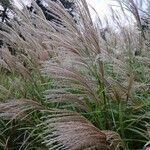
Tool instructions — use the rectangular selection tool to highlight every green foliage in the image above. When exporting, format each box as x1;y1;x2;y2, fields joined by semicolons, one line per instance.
36;0;75;21
0;0;11;8
0;71;51;101
0;0;12;22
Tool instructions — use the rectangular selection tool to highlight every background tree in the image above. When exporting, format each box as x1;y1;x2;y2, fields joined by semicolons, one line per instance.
0;0;12;22
35;0;75;21
0;0;12;49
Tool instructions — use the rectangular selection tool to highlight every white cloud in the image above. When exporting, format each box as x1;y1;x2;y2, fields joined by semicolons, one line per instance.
86;0;136;27
13;0;31;9
86;0;119;19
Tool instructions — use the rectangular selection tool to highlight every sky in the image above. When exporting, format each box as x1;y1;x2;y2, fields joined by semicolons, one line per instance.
10;0;144;27
6;0;148;20
13;0;119;18
11;0;132;28
86;0;119;19
86;0;134;28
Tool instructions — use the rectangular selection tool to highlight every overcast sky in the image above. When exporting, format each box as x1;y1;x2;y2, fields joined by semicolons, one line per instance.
12;0;136;26
13;0;119;18
86;0;119;18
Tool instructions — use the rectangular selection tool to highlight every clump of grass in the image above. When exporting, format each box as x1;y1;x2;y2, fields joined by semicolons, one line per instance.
0;0;150;149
